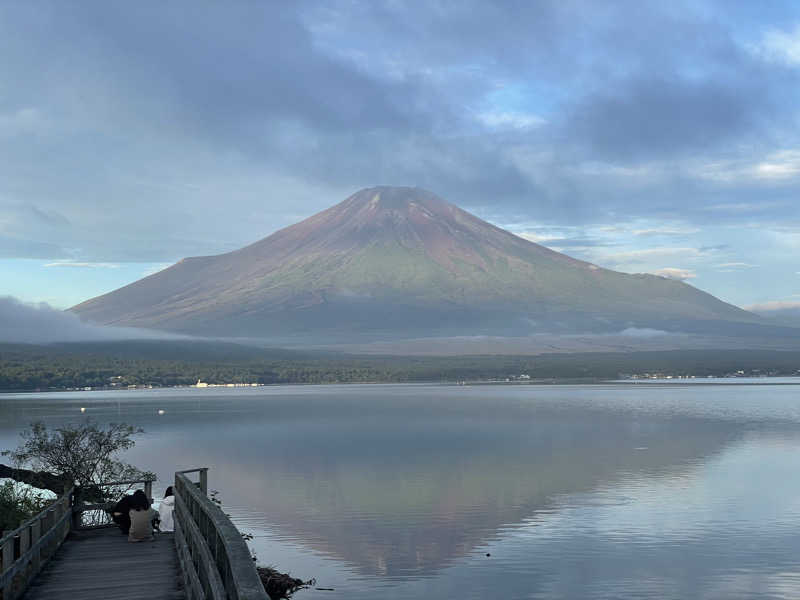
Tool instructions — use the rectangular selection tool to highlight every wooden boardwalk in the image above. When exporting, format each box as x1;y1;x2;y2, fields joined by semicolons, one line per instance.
23;527;184;600
2;468;267;600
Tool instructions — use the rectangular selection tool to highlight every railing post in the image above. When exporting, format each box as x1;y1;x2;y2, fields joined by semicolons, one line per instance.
199;468;208;495
144;480;153;502
59;495;69;542
2;535;13;577
71;488;81;531
30;519;41;573
19;526;29;558
45;509;55;557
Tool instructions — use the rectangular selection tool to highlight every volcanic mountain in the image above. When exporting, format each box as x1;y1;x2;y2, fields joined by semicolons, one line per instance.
72;186;760;340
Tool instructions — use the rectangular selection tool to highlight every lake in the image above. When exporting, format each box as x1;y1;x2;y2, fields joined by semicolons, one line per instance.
2;381;800;599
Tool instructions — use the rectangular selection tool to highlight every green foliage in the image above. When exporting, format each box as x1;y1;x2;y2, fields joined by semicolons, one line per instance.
2;420;153;494
0;480;52;531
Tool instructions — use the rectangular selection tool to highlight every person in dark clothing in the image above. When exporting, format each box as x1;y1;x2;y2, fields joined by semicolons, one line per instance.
111;493;134;534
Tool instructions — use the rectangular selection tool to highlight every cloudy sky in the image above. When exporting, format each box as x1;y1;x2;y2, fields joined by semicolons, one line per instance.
2;1;800;312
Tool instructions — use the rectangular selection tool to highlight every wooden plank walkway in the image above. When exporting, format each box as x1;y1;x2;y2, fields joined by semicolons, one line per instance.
22;527;184;600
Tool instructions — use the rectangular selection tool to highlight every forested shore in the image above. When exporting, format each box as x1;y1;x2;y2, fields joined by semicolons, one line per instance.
2;341;800;391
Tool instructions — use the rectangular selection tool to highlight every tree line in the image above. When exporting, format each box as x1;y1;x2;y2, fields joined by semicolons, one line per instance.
1;341;800;391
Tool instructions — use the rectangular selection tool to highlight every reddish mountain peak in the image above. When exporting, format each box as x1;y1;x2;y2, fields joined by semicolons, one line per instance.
343;186;449;211
230;185;560;267
236;186;468;257
327;186;456;227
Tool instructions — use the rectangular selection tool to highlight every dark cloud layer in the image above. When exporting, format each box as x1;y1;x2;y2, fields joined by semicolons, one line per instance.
1;0;800;266
0;236;67;260
567;76;765;160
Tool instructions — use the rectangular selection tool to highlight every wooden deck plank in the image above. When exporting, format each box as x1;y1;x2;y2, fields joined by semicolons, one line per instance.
23;528;184;600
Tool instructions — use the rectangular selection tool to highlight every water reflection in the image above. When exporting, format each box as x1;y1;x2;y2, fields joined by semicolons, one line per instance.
1;384;798;599
195;415;739;578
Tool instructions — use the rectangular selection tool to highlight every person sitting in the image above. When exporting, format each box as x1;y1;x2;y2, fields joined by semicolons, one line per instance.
158;486;175;532
111;493;134;534
128;489;157;542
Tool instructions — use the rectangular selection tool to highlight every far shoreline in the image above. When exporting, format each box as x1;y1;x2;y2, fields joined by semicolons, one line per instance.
2;374;800;395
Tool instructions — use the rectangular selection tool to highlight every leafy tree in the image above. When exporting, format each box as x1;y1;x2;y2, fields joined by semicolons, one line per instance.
0;480;52;531
2;420;153;500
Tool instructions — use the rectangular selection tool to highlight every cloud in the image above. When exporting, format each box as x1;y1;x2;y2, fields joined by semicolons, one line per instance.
476;111;545;130
0;107;48;137
564;75;767;162
44;261;120;269
694;150;800;183
744;300;800;313
0;235;68;259
716;262;758;269
140;263;172;277
0;296;185;343
0;0;799;274
544;238;610;249
599;247;704;265
698;244;730;253
517;232;559;244
516;232;610;248
618;327;671;338
650;267;696;281
744;299;800;326
633;227;700;237
753;150;800;180
756;24;800;65
706;201;787;214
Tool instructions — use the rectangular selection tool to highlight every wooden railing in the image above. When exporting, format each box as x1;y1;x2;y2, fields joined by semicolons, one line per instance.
0;485;73;600
71;476;155;530
2;468;265;600
174;468;267;600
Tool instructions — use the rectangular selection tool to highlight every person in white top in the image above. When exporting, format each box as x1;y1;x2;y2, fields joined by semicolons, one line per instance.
158;486;176;532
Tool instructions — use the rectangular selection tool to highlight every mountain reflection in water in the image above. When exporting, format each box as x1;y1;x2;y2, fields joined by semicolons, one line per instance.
175;407;735;577
2;383;798;599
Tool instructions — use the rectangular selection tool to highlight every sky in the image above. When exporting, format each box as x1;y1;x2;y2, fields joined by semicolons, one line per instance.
2;1;800;312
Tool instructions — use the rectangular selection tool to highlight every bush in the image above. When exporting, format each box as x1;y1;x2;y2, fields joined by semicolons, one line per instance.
0;480;51;531
2;420;153;502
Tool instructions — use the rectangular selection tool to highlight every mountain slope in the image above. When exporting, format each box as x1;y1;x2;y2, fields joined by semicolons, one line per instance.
72;186;758;339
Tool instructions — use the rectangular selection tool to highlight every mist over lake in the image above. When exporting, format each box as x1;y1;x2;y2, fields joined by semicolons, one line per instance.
3;382;800;599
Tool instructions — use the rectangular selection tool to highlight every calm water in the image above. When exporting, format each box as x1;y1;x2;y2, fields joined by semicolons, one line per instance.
2;382;800;599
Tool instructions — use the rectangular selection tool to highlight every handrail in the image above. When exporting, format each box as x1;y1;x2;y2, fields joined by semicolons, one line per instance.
176;468;208;494
0;485;74;600
174;493;226;600
71;476;156;530
92;476;156;486
2;468;267;600
174;469;267;600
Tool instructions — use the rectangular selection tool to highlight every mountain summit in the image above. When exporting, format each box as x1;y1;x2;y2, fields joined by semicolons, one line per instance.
72;186;756;339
